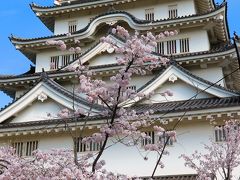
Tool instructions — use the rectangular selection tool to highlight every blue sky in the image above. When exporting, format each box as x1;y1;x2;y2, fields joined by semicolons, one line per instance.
0;0;240;108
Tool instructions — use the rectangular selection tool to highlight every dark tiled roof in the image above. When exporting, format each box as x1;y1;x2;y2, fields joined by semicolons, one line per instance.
134;96;240;114
1;96;240;128
143;174;197;180
12;4;225;42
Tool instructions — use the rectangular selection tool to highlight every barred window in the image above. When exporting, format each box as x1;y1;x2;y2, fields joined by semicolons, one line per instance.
168;5;178;19
179;38;190;53
215;126;226;142
156;42;165;54
142;131;155;146
145;8;155;21
12;141;38;157
127;85;136;92
72;53;80;61
50;56;59;70
62;54;71;67
142;131;174;147
121;85;137;97
68;20;77;33
77;138;103;152
167;40;177;54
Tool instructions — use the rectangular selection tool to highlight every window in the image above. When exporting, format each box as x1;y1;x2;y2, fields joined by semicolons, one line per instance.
179;38;190;53
215;126;226;142
127;85;137;92
50;56;59;70
12;141;38;156
72;53;80;61
121;85;137;97
168;5;178;19
156;42;165;54
77;138;103;152
62;54;71;66
50;53;79;69
145;8;155;21
68;20;77;33
167;40;177;54
142;131;174;147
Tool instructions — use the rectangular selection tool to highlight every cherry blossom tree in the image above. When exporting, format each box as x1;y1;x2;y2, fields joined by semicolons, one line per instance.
0;26;178;179
181;120;240;180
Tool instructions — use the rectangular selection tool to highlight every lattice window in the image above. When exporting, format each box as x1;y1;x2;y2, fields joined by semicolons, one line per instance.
215;126;226;142
62;54;71;67
142;131;174;147
12;141;38;157
167;40;177;54
159;133;174;146
77;138;103;152
127;85;137;92
179;38;190;53
156;42;165;54
142;131;155;146
168;5;178;19
145;8;155;21
72;53;80;61
68;20;77;33
121;85;137;97
50;56;59;70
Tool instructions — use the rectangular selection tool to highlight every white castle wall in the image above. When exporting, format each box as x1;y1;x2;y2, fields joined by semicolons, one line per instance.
0;120;215;176
54;0;195;35
140;80;213;104
190;65;225;86
11;99;64;123
35;29;210;73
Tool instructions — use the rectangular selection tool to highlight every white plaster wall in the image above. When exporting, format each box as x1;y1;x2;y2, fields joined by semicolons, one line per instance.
190;66;225;86
101;120;212;176
38;134;73;150
160;29;210;53
89;53;117;66
36;49;77;72
55;15;93;35
0;120;215;176
54;0;196;35
126;0;195;21
11;99;65;123
1;120;240;177
141;80;213;104
35;43;92;72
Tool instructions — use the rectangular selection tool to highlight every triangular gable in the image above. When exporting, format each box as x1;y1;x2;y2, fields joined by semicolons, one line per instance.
0;77;101;123
122;64;239;107
61;34;124;70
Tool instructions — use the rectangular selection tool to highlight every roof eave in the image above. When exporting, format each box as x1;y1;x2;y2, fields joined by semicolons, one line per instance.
9;6;227;46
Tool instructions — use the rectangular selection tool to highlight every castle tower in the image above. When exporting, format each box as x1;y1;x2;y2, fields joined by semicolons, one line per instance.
0;0;240;178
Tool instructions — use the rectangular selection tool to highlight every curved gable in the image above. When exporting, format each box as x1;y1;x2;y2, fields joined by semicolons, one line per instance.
0;79;101;123
122;64;239;107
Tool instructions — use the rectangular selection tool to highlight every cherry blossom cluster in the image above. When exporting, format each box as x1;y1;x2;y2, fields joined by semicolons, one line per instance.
180;120;240;180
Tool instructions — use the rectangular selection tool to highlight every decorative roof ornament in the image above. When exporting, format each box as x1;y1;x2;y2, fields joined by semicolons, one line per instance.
38;92;48;102
168;74;178;83
54;0;63;6
106;20;118;26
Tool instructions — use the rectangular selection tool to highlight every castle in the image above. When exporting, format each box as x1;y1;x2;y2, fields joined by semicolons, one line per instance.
0;0;240;178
